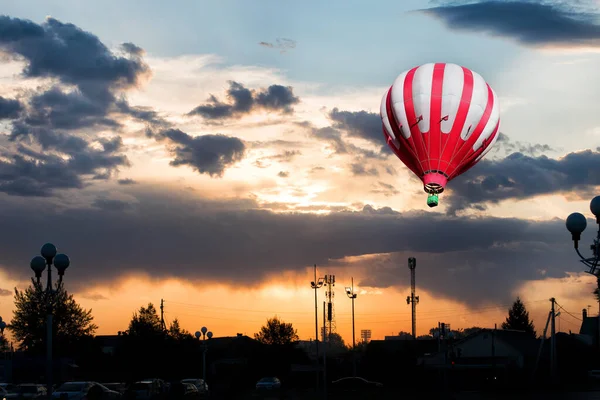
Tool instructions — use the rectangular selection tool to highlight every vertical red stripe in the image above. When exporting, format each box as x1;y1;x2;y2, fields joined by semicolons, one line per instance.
452;123;499;177
447;84;495;179
438;67;474;174
384;89;422;177
429;63;445;171
403;67;429;174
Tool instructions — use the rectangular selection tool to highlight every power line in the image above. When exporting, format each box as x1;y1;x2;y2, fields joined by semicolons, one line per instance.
165;298;548;318
554;301;583;322
164;298;550;325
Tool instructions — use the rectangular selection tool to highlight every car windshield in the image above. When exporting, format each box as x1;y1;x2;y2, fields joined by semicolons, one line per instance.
259;378;277;383
57;383;86;392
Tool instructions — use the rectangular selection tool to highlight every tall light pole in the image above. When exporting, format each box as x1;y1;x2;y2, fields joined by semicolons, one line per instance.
566;195;600;348
30;243;70;400
195;327;213;387
345;278;357;377
310;264;325;391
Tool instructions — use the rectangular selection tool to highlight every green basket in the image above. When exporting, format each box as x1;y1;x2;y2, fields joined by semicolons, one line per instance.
427;194;439;208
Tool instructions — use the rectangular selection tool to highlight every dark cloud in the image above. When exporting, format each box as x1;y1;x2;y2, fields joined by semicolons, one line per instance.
187;81;300;120
277;171;289;178
494;132;555;157
0;96;22;119
0;16;148;197
0;288;11;296
418;1;600;48
0;16;149;95
306;124;386;160
350;162;379;177
0;184;584;305
328;108;385;148
117;178;137;185
155;129;246;177
92;198;132;212
446;148;600;215
258;38;297;53
370;181;399;197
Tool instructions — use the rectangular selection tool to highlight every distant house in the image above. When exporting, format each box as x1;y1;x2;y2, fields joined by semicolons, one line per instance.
418;328;538;370
95;334;124;355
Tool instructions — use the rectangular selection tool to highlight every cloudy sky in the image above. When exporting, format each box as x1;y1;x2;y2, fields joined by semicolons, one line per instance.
0;0;599;342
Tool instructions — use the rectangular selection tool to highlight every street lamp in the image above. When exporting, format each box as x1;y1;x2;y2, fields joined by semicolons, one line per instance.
345;278;357;377
566;196;600;274
566;196;600;349
195;327;213;387
30;243;70;400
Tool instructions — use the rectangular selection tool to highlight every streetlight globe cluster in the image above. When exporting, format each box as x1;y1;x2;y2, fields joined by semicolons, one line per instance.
30;242;71;280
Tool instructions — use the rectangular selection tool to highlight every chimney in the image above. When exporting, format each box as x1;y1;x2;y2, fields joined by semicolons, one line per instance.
583;308;588;319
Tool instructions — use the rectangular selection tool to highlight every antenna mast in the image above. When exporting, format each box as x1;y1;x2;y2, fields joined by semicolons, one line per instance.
324;275;336;340
406;257;419;339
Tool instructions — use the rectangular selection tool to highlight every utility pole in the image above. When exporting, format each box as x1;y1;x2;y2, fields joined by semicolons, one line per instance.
160;299;166;330
550;297;557;380
406;257;419;339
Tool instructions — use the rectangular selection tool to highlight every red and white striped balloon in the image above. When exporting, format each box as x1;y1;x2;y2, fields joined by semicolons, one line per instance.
380;63;500;207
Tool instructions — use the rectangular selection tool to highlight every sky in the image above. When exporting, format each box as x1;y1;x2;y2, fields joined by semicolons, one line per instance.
0;0;600;344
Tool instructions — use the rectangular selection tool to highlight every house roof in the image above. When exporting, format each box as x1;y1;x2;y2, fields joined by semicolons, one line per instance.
452;328;539;357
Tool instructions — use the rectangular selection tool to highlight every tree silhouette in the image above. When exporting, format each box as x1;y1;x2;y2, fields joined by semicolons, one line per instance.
168;318;192;341
127;303;164;337
9;280;97;352
501;297;536;337
326;332;347;353
593;277;600;303
254;316;299;345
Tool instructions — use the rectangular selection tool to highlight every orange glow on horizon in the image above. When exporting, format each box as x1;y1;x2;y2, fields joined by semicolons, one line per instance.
0;268;595;346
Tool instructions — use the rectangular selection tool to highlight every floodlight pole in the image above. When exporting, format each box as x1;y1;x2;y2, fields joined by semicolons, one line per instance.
345;279;357;377
310;264;325;392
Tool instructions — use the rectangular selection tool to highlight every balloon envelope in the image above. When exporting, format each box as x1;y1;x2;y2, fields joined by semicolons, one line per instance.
380;62;500;207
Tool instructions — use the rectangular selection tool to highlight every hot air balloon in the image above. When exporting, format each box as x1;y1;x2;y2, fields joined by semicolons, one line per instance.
380;63;500;208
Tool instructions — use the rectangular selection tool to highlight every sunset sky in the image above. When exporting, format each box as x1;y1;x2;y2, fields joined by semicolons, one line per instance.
0;0;600;345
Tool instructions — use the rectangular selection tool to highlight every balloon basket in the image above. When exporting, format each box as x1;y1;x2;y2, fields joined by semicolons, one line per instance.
427;194;439;208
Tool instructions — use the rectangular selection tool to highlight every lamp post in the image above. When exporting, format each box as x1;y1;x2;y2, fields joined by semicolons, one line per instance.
30;243;70;400
310;264;325;390
195;327;213;387
566;196;600;349
345;278;357;377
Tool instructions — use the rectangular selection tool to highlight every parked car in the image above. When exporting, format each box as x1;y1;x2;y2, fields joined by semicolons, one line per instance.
52;382;121;400
101;384;126;395
256;376;281;392
167;382;198;400
329;377;383;398
124;381;163;400
180;379;208;397
4;384;46;400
